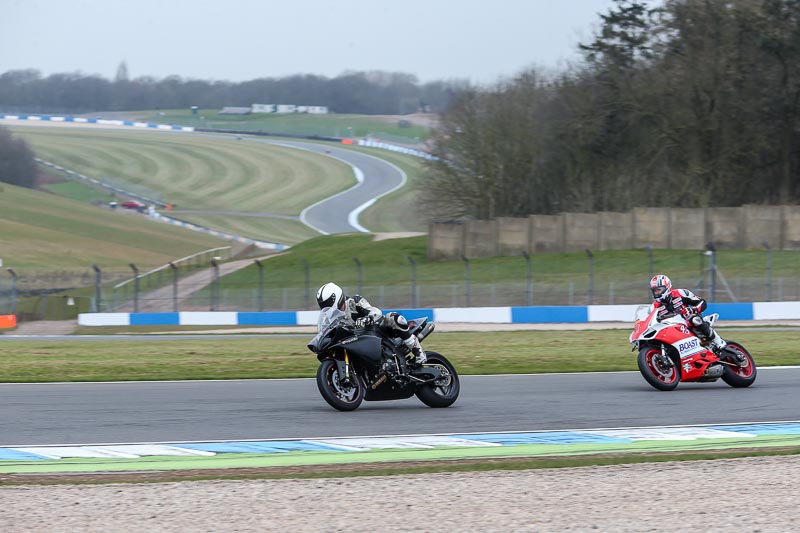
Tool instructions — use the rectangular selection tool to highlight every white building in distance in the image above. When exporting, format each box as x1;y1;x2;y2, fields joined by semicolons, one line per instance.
251;104;328;114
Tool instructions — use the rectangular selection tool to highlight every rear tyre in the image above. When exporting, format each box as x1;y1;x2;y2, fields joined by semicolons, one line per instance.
316;359;365;411
637;346;681;391
720;341;757;388
414;351;460;408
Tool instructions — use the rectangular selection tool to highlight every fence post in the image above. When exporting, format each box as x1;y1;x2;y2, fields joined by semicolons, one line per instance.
299;259;310;310
210;260;220;311
585;249;594;305
92;264;102;312
255;259;264;311
169;262;178;312
353;257;362;295
705;242;716;302
763;241;772;302
462;255;470;307
129;263;139;313
7;269;17;317
407;256;417;308
522;251;532;306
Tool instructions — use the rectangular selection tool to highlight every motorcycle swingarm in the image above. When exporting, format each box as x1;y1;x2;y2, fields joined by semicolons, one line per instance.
409;366;445;383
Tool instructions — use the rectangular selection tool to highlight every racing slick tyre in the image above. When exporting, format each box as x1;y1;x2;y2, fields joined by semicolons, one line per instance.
720;341;757;388
637;346;681;391
414;351;460;408
316;359;366;411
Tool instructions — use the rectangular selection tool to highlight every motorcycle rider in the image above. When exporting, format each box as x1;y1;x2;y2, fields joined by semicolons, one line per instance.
315;282;427;364
649;274;727;352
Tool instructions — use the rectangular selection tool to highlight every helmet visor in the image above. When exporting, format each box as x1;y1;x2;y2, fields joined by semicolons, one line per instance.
651;286;667;299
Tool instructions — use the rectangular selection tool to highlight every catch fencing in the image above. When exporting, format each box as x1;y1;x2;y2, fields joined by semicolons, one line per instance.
4;248;799;321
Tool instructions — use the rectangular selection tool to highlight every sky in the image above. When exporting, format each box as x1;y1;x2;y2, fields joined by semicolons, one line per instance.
2;0;617;84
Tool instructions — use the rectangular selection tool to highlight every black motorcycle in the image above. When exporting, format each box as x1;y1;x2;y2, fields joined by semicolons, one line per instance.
307;307;460;411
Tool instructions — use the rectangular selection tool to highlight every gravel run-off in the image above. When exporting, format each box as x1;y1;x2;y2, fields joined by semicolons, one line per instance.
2;455;799;532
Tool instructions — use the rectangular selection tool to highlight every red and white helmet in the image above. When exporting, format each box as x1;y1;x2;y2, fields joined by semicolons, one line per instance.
649;274;672;302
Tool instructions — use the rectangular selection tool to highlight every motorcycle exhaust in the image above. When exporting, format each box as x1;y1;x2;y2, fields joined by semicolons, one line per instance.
417;322;435;342
702;364;724;379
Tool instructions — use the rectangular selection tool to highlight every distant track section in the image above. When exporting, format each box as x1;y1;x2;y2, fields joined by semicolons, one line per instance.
237;138;408;235
3;115;410;238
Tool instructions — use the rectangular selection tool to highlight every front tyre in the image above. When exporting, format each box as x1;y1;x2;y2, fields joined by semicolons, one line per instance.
721;341;757;388
316;359;365;411
415;351;460;408
637;346;681;391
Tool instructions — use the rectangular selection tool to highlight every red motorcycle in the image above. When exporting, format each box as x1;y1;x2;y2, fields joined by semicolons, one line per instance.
629;306;756;391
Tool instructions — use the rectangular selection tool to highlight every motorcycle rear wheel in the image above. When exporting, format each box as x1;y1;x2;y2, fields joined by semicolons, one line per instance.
720;341;757;388
316;359;365;411
637;346;681;391
414;351;460;407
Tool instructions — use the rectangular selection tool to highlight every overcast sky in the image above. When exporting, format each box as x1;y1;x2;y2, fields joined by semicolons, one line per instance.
2;0;617;84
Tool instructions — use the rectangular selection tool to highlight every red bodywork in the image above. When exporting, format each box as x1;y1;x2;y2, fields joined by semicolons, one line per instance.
631;307;718;383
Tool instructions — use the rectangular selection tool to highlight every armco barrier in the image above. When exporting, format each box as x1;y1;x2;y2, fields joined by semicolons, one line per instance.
0;114;194;131
78;301;800;327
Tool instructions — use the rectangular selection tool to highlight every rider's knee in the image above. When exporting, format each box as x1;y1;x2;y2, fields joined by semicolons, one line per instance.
385;311;409;332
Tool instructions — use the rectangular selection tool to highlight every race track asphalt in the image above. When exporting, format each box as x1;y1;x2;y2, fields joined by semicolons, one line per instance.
2;368;798;446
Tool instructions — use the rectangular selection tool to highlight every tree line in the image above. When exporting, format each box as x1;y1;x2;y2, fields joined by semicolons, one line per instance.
0;66;467;115
423;0;800;219
0;126;37;188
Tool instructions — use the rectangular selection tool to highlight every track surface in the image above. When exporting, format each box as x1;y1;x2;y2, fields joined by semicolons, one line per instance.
207;136;406;235
2;369;797;446
281;140;405;234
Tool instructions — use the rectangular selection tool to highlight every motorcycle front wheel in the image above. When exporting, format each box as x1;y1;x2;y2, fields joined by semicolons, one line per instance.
720;341;757;388
316;359;365;411
414;351;460;408
637;346;681;391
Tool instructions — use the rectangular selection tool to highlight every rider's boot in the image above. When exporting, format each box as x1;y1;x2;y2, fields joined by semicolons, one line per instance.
404;335;426;365
708;330;727;351
693;317;727;353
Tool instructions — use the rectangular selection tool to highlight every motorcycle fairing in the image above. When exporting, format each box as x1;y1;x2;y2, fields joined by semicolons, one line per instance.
630;306;723;382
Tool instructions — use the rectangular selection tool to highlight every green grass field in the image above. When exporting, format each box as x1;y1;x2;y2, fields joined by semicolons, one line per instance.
214;233;799;302
0;328;796;382
0;182;226;268
137;109;433;143
8;125;430;246
171;213;320;246
11;126;355;214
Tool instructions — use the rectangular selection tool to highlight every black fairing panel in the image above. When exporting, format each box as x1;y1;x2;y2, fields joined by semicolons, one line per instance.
365;384;416;401
340;335;382;364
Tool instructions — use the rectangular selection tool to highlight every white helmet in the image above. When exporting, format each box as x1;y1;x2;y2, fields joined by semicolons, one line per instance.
316;282;345;310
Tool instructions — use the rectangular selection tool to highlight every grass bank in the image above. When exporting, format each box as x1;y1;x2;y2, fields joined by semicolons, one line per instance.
11;126;354;215
0;329;797;382
0;182;226;268
213;233;800;306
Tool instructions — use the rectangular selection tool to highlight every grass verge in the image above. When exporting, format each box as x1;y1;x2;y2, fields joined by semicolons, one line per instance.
0;328;797;382
3;447;799;485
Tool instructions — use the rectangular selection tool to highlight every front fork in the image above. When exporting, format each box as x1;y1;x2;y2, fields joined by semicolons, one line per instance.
632;341;674;368
333;351;351;384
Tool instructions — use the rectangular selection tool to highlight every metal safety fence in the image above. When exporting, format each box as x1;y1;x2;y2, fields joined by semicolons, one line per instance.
3;249;799;321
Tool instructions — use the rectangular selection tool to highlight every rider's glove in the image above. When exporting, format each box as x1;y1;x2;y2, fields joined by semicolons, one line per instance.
681;306;696;318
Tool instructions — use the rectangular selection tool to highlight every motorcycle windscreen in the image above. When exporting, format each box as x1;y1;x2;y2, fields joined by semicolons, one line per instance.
341;335;383;364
